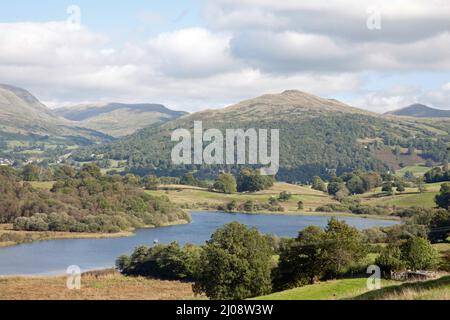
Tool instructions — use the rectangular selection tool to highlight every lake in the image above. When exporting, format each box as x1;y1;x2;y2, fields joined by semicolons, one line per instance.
0;211;399;276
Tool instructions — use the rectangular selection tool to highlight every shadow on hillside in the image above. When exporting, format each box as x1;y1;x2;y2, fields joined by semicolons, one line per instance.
352;275;450;300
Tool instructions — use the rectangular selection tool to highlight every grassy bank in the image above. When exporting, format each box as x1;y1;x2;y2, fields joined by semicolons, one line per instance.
0;269;199;300
353;275;450;300
253;278;401;300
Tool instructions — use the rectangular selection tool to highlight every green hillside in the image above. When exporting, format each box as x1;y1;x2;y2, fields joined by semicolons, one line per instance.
0;84;112;162
253;278;400;300
74;90;450;182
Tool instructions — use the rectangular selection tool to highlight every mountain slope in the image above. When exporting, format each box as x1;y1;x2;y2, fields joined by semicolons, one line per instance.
386;104;450;118
0;84;111;159
75;90;450;182
55;103;188;137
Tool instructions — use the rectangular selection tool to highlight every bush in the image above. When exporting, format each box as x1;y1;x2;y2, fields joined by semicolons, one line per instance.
213;173;237;194
116;242;202;280
193;222;273;300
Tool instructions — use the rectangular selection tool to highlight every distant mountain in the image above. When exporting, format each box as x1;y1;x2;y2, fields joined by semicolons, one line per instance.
77;90;450;182
55;103;188;137
386;104;450;118
0;84;111;159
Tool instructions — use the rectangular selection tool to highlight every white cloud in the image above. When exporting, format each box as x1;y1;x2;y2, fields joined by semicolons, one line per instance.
0;1;449;112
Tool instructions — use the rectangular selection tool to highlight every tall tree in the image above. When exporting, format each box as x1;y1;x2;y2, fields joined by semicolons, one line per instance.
193;222;273;300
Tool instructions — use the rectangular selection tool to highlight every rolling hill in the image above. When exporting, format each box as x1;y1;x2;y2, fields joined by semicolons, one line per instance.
0;84;111;160
75;90;450;182
55;102;187;137
386;104;450;118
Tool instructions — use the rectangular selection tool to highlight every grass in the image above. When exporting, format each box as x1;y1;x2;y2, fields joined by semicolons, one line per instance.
364;192;438;208
396;165;430;177
253;278;401;300
358;181;444;209
0;269;200;300
353;275;450;300
147;182;338;214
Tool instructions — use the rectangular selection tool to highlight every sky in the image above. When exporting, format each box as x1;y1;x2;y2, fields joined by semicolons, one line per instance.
0;0;449;113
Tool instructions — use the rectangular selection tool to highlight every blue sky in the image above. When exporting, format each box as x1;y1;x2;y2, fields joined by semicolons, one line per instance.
0;1;449;112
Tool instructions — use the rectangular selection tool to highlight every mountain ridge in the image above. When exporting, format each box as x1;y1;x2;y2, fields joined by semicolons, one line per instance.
55;102;188;137
76;90;450;182
386;103;450;118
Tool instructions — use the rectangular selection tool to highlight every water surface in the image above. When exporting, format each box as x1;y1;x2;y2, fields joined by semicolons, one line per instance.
0;211;399;276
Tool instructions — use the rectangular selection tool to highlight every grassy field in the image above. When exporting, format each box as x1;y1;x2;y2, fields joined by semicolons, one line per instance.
0;270;199;300
253;278;401;300
358;182;443;209
353;275;450;300
147;183;339;214
396;165;430;177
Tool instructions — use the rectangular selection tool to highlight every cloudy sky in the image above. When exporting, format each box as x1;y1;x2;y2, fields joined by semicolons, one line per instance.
0;0;449;113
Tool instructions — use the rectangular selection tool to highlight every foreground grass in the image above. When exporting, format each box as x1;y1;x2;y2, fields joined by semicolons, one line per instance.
353;275;450;300
253;278;401;300
0;270;199;300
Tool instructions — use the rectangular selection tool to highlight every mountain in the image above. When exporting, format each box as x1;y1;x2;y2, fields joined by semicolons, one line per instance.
55;103;188;137
0;84;111;160
76;90;450;182
386;104;450;118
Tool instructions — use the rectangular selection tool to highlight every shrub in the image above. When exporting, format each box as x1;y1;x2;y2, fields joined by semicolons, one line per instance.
193;222;273;300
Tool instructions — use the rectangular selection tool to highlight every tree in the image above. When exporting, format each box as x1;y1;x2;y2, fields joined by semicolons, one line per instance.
273;226;325;290
213;173;237;194
22;164;40;181
236;169;274;192
346;176;365;194
321;218;368;277
382;182;394;195
273;219;367;289
327;181;344;196
278;191;292;202
311;176;327;192
193;222;273;300
180;172;198;186
297;201;304;210
143;175;159;190
396;184;405;193
401;237;439;271
435;183;450;209
375;244;406;278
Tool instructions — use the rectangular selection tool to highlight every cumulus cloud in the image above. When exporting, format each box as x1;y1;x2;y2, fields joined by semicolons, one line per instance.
0;1;449;112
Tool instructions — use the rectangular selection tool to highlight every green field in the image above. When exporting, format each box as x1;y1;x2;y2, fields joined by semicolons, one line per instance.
253;278;401;300
396;165;430;177
145;183;338;214
353;276;450;300
365;192;438;208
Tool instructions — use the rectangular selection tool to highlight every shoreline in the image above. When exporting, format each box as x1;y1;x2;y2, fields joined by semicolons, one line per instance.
0;210;399;249
0;218;191;248
192;209;401;221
